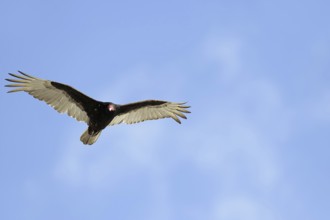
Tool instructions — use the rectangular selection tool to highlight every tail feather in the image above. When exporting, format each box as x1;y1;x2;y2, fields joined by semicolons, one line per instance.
80;129;102;145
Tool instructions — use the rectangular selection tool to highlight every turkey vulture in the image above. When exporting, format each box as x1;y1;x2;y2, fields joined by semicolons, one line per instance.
5;71;190;145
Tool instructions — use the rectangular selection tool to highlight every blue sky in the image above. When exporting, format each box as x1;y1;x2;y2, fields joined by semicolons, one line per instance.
1;0;330;219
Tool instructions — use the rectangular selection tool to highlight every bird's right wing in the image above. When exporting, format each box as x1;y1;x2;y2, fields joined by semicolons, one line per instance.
109;100;190;125
5;71;98;123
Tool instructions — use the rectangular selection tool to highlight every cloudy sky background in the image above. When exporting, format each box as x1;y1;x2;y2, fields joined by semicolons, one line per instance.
1;0;329;219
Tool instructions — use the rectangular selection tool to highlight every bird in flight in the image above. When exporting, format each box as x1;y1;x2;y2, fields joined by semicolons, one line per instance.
5;71;190;145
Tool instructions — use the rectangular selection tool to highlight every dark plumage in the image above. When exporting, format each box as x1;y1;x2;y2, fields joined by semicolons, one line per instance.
5;71;190;145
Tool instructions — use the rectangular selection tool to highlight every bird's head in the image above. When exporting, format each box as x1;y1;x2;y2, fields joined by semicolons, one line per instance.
107;103;117;112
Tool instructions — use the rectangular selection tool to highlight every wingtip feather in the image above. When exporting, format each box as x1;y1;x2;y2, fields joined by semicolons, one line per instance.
173;118;182;124
7;89;24;93
18;71;35;79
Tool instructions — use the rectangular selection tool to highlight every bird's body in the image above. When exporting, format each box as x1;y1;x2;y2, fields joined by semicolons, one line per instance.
5;71;190;145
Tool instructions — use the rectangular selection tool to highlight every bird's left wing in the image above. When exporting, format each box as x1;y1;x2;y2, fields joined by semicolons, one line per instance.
109;100;190;125
5;71;97;123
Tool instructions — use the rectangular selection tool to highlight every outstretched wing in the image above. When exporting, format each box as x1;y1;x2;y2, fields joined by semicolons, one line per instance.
110;100;190;125
5;71;99;123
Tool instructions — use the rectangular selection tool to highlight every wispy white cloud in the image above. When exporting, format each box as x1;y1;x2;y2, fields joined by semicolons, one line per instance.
190;34;287;219
214;196;277;220
309;89;330;122
53;123;163;188
202;34;243;82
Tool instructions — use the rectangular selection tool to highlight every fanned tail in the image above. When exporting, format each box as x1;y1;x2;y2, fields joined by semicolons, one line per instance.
80;129;102;145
